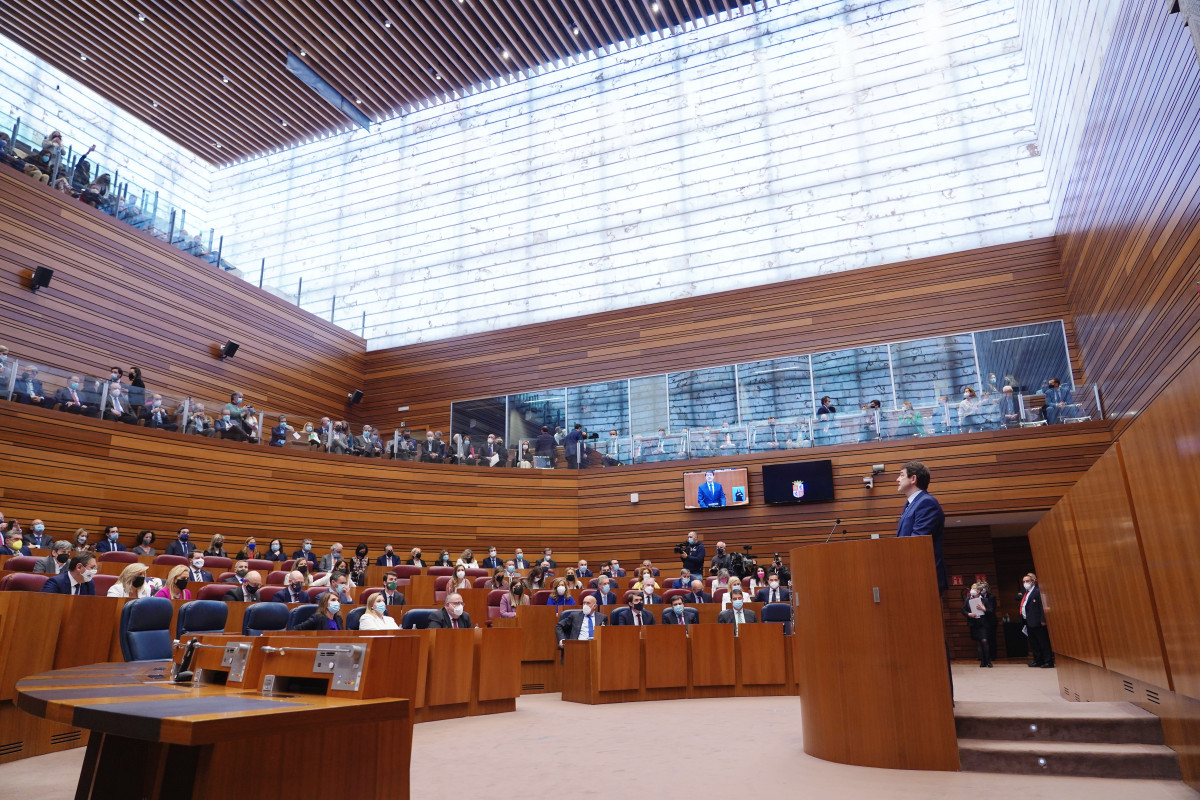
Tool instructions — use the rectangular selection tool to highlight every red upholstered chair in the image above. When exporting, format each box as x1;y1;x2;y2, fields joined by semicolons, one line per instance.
662;589;689;603
627;577;641;588
247;559;273;571
0;573;49;591
622;589;644;604
198;584;231;601
282;559;296;571
3;556;39;572
427;566;454;577
153;555;187;567
311;572;327;582
392;565;421;579
98;551;138;563
266;571;288;585
217;572;237;583
257;586;282;602
92;574;118;595
532;589;552;606
203;556;232;571
433;575;452;603
713;588;728;604
472;577;491;589
464;568;489;579
306;587;330;602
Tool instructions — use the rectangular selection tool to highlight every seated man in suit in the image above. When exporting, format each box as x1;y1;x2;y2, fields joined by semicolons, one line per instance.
755;572;791;604
223;570;263;602
663;596;700;627
672;568;694;589
280;571;310;604
11;368;51;407
319;543;344;572
214;411;247;441
540;548;557;568
426;592;472;629
94;525;126;553
0;530;31;556
575;559;592;578
187;553;214;583
24;519;53;549
717;589;758;629
482;434;507;467
590;577;618;606
611;592;656;626
53;376;94;415
418;430;445;463
40;552;98;594
640;582;664;605
480;547;503;569
140;394;180;431
556;595;607;647
34;540;73;574
103;384;138;424
292;539;318;568
697;470;726;508
165;528;196;558
608;559;626;577
185;403;216;437
512;549;531;569
378;575;406;606
222;561;250;584
376;545;402;567
685;578;714;604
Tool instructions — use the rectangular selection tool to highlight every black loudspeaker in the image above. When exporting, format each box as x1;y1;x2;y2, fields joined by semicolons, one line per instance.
31;266;53;293
219;340;239;360
348;389;364;404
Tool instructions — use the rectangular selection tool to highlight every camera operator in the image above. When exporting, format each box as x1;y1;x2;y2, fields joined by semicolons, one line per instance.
677;531;705;574
709;540;732;575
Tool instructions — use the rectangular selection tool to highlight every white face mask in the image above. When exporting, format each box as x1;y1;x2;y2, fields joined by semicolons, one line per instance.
1023;582;1033;591
556;585;566;595
582;605;594;616
456;570;465;579
769;580;779;589
192;560;204;569
82;568;97;582
448;604;463;617
970;590;979;597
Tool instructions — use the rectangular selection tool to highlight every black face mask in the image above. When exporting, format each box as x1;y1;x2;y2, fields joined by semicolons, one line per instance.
297;564;307;573
513;586;523;596
357;549;367;557
632;601;643;609
56;552;70;563
290;582;303;592
413;552;421;559
131;576;146;588
174;578;189;590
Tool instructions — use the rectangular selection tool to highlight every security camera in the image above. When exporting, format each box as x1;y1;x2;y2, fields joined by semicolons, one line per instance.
863;476;874;490
871;464;885;475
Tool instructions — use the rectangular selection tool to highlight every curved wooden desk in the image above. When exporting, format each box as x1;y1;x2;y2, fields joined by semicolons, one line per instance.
17;661;412;800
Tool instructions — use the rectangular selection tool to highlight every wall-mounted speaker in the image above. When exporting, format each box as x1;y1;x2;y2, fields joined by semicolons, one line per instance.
31;266;54;293
219;340;239;360
348;389;364;404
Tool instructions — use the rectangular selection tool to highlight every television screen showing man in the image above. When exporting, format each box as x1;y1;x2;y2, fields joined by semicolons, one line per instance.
697;470;725;507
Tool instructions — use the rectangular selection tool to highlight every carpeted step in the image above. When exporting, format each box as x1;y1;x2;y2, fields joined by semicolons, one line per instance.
954;701;1165;744
958;739;1182;780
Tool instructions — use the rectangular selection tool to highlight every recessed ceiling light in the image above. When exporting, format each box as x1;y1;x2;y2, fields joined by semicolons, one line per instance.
151;100;159;107
80;54;88;61
650;2;660;10
383;20;391;27
280;120;288;127
300;49;307;56
137;12;146;22
355;98;363;104
214;143;223;148
501;50;510;60
221;76;230;83
571;24;581;35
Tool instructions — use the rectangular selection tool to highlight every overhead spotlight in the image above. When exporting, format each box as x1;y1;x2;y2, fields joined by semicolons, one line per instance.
650;1;660;10
348;390;364;404
299;49;307;56
137;12;146;22
280;120;288;127
218;340;239;360
355;98;363;104
80;54;88;61
214;143;223;148
221;76;230;83
570;24;581;35
383;19;392;27
500;48;510;59
151;100;159;107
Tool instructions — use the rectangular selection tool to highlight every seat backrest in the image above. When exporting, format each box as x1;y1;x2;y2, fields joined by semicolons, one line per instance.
120;597;174;661
198;584;230;601
392;565;421;578
98;551;138;563
627;577;641;588
267;570;288;585
401;609;437;629
713;588;728;603
256;586;281;602
472;576;491;589
306;587;330;602
282;559;297;571
176;600;228;638
203;556;233;571
622;590;642;604
217;572;236;583
464;568;489;578
427;566;454;576
760;602;792;634
3;555;39;572
246;559;273;571
662;588;689;602
532;589;552;605
346;606;368;631
433;576;452;591
153;554;187;566
242;602;290;636
92;574;118;595
285;604;319;630
0;572;49;591
487;589;506;607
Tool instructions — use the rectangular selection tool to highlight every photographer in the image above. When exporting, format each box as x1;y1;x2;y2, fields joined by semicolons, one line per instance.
677;531;705;573
709;540;732;575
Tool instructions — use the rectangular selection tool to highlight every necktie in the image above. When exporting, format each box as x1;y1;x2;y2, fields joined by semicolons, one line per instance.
587;615;594;638
73;583;80;595
772;590;778;603
451;617;458;629
634;611;641;626
677;611;684;625
113;398;122;414
71;390;79;402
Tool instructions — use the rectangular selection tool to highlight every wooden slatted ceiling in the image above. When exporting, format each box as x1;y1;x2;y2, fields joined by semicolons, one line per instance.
0;0;763;165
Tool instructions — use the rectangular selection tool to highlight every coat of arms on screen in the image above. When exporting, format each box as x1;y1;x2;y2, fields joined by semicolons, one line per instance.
792;480;805;498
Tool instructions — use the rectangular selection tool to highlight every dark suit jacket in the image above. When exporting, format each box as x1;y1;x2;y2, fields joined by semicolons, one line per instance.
610;607;656;626
697;482;726;507
684;591;714;604
662;607;700;625
480;556;503;569
295;612;344;631
40;572;95;595
292;550;318;566
589;590;617;605
755;587;792;603
53;386;89;409
223;586;262;602
378;590;405;606
576;568;593;577
513;558;530;569
425;608;473;629
534;433;557;458
24;533;53;548
188;569;214;583
0;544;31;556
165;540;195;557
280;587;309;604
717;608;758;624
1020;585;1047;628
895;491;948;591
641;593;663;605
556;610;608;642
375;554;401;567
94;540;126;553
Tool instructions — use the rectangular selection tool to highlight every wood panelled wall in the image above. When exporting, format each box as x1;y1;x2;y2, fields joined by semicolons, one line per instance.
0;169;365;420
358;238;1076;433
1055;0;1200;430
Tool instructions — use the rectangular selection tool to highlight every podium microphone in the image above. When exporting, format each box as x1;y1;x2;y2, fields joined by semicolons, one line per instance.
823;519;843;544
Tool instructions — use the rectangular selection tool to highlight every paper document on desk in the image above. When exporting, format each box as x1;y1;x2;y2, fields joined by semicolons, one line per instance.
489;454;500;466
969;597;986;617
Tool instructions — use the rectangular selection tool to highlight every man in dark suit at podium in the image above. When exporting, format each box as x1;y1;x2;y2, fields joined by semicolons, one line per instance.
556;595;607;646
696;471;726;507
895;461;947;592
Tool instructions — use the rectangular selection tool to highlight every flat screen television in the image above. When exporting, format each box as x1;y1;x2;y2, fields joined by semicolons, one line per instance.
762;460;835;504
683;468;750;509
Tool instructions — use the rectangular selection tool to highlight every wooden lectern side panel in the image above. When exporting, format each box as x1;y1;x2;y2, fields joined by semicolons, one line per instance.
54;597;120;671
596;626;641;692
737;623;787;687
515;606;559;661
689;624;736;687
643;626;688;689
426;628;475;707
561;641;596;703
476;628;521;702
792;538;958;771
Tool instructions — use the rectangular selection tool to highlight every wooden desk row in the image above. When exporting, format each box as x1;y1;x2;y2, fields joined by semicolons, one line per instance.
562;622;797;704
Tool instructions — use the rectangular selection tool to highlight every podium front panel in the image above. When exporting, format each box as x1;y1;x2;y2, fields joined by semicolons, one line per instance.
737;623;787;686
476;628;521;702
596;626;641;692
689;624;735;686
515;606;559;661
643;626;688;689
426;629;475;707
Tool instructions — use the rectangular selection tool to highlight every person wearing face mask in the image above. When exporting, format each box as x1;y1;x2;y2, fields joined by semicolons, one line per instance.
515;440;533;468
280;570;310;603
484;434;507;467
94;524;126;553
262;538;285;562
526;566;547;591
435;549;452;568
350;544;370;585
1019;573;1053;668
717;589;758;629
485;569;509;591
546;577;576;612
109;563;155;598
312;559;356;589
0;531;31;556
607;558;626;577
40;553;98;595
575;559;592;578
319;543;344;572
663;597;700;627
590;578;617;606
188;554;214;583
223;570;263;602
71;527;95;553
408;547;425;567
165;527;196;558
480;547;503;569
233;537;258;561
378;576;406;606
53;375;93;415
513;549;530;569
427;592;473;629
556;595;607;647
23;519;52;549
155;565;193;600
139;394;179;431
34;540;74;574
962;582;996;667
612;591;656;626
222;561;252;585
376;545;401;567
680;530;706;573
755;571;791;604
562;569;584;591
292;538;318;568
295;592;345;631
500;579;529;617
359;592;400;630
269;415;293;447
203;534;228;558
455;549;479;569
215;405;247;441
131;530;157;556
672;568;694;590
103;383;138;424
419;429;446;463
449;567;472;593
685;579;713;604
709;541;732;575
640;583;663;605
185;402;215;438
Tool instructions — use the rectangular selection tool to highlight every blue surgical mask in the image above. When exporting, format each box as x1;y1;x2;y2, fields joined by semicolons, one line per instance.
108;532;118;541
732;599;744;610
303;543;311;552
247;543;256;551
327;600;341;615
69;381;79;389
374;602;386;614
179;533;189;542
33;524;45;533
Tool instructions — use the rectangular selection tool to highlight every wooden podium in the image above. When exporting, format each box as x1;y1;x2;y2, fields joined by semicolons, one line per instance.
791;536;958;771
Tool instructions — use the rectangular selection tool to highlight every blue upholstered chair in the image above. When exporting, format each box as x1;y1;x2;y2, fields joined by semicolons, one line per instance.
119;597;174;661
760;602;792;634
285;604;319;630
175;599;228;638
242;602;289;636
401;608;437;630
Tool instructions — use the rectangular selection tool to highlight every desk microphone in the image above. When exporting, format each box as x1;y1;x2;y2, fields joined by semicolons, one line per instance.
823;519;843;544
